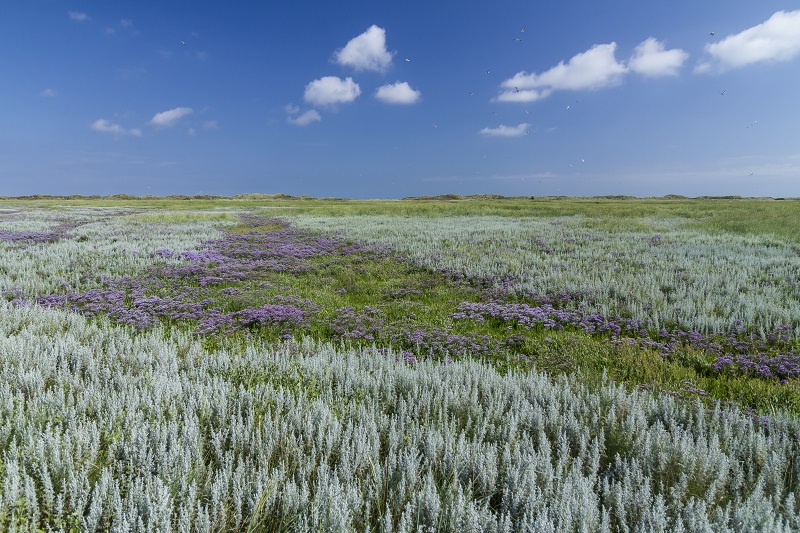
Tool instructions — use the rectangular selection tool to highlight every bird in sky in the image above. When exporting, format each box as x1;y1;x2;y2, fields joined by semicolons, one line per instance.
710;32;715;36
513;37;522;43
486;69;490;74
514;87;520;92
181;41;186;45
520;27;525;33
720;90;726;95
405;58;411;62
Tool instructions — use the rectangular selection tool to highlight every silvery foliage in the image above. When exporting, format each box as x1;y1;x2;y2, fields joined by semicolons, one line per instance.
1;301;799;531
0;207;234;296
288;215;800;336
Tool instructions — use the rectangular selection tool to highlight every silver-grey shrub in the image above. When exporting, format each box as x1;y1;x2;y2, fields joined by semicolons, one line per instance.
1;300;798;531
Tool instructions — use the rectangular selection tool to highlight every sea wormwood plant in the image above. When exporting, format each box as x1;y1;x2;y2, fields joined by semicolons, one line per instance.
1;301;799;531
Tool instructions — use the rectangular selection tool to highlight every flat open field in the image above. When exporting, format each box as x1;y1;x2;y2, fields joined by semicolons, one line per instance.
1;196;799;531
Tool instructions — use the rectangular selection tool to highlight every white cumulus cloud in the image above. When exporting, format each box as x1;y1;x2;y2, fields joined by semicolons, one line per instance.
303;76;361;106
375;82;421;104
288;109;322;126
628;38;688;77
149;107;193;127
91;119;142;137
68;11;90;22
501;43;628;97
334;25;394;73
495;88;553;103
479;123;530;137
697;10;800;72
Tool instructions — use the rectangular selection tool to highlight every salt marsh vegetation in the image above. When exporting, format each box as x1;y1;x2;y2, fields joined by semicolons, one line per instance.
0;200;799;531
288;214;800;336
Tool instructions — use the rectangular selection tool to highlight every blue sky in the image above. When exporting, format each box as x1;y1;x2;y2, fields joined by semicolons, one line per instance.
2;1;799;198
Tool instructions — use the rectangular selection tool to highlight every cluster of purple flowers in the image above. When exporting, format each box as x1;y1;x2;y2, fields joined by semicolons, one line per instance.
195;304;308;335
452;300;799;381
452;301;646;338
329;305;495;358
0;230;62;244
2;287;29;305
711;352;800;381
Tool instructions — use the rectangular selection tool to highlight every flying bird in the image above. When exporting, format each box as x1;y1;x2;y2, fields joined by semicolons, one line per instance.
709;32;715;36
513;37;522;43
520;27;525;33
181;41;186;45
486;69;490;74
405;58;411;62
514;87;520;92
720;90;725;95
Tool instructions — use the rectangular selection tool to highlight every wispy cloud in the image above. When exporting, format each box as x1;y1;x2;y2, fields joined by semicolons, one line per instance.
149;107;193;127
91;119;142;137
39;88;57;97
479;123;530;137
628;38;688;77
68;11;90;22
497;43;627;101
288;110;322;126
375;81;421;104
495;88;552;103
334;25;394;73
303;76;361;106
696;10;800;72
